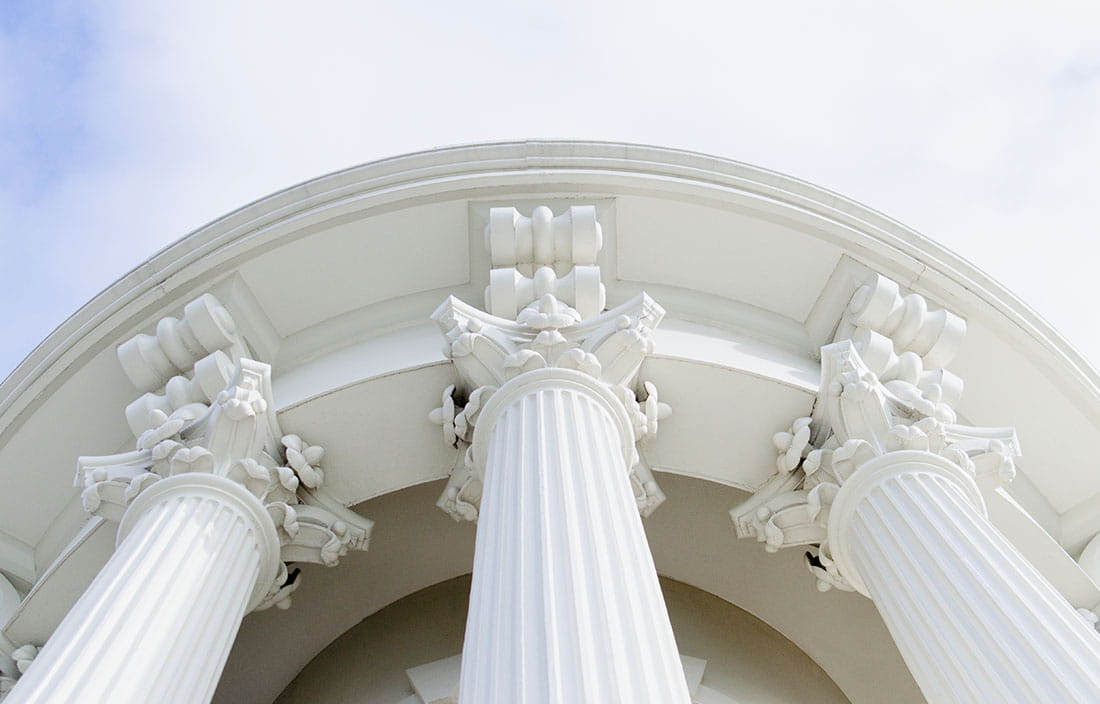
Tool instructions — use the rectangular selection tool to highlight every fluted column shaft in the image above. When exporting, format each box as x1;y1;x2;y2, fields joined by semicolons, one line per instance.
460;369;690;704
831;451;1100;704
6;474;279;704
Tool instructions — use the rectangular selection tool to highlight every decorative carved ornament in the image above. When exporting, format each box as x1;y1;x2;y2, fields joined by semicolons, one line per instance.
429;206;670;521
0;645;37;701
731;275;1019;592
78;295;373;611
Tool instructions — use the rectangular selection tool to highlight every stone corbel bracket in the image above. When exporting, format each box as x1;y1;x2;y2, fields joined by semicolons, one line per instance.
486;205;602;271
836;274;967;423
78;354;373;612
835;273;966;369
119;293;254;442
732;276;1019;592
430;204;672;523
484;205;606;319
117;293;249;394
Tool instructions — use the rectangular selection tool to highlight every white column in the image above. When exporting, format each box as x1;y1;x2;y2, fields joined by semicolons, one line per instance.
5;474;279;704
830;451;1100;704
459;369;691;704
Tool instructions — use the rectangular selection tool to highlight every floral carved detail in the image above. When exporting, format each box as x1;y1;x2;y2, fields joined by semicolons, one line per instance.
733;342;1018;592
429;293;670;522
430;207;671;522
629;459;668;518
78;358;372;612
837;274;967;424
732;292;1018;593
126;350;237;441
0;645;37;700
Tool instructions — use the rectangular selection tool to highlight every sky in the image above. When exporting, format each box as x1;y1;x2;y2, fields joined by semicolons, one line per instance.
1;1;1099;381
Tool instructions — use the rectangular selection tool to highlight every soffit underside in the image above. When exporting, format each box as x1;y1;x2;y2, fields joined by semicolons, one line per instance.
212;476;920;704
1;143;1099;645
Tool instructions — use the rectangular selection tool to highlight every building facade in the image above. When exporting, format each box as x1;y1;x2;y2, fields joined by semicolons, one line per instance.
2;141;1100;703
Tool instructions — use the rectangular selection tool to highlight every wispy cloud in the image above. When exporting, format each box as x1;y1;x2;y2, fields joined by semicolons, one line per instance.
2;0;1100;378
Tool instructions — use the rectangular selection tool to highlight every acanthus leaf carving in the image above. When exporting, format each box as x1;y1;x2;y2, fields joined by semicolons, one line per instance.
430;205;670;521
77;450;162;522
629;458;667;518
430;296;669;521
436;455;482;523
80;341;373;612
0;644;38;701
253;564;301;612
733;275;1019;593
125;349;236;440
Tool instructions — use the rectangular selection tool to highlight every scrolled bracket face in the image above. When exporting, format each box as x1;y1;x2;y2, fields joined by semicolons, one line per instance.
117;293;249;395
429;204;672;522
732;275;1018;594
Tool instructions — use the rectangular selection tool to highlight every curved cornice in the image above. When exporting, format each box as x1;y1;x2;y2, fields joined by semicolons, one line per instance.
3;140;1096;438
4;141;1099;704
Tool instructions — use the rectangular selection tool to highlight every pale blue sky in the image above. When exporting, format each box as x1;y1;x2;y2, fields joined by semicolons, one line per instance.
2;1;1100;381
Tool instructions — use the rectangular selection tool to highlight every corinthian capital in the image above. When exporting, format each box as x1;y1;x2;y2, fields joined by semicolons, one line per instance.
79;297;372;612
434;292;663;391
732;276;1018;592
429;205;671;521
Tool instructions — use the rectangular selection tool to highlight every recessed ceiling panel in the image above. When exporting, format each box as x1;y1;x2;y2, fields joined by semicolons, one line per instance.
616;196;840;322
240;200;470;337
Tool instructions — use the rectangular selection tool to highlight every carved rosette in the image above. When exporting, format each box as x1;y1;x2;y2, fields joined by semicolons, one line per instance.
80;295;372;611
732;277;1018;592
429;293;671;521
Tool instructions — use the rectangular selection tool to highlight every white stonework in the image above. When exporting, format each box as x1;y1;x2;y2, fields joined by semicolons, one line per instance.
458;369;688;703
432;205;689;703
3;299;372;704
5;474;276;704
838;452;1100;703
733;273;1100;702
731;275;1010;591
430;294;669;521
4;143;1100;704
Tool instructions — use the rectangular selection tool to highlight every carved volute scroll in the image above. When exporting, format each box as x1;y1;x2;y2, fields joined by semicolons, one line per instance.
117;293;248;394
79;294;373;611
731;275;1019;592
483;205;605;319
429;206;670;521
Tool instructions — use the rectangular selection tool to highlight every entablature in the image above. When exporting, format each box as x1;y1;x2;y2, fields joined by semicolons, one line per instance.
5;145;1100;697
